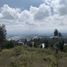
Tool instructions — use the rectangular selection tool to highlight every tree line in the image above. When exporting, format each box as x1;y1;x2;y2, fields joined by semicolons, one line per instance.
0;24;64;51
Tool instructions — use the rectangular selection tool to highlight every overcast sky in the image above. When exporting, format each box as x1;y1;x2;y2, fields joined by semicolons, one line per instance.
0;0;67;35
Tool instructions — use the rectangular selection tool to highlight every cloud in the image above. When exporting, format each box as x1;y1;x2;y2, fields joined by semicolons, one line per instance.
1;4;21;20
59;0;67;15
0;1;67;35
0;13;3;18
33;4;50;20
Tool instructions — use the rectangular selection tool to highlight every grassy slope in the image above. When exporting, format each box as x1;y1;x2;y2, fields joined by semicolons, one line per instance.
0;46;67;67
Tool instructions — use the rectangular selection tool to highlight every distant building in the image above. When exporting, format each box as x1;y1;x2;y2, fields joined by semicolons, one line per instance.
41;43;45;48
64;43;67;46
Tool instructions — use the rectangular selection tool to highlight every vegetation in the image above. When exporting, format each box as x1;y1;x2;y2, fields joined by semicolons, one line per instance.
54;29;59;36
0;46;66;67
0;24;6;48
0;25;66;67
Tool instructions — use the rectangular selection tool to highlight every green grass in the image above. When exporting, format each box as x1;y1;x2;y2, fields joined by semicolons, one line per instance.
0;46;67;67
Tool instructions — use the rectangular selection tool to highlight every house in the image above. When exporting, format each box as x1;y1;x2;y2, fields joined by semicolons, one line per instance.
17;39;25;45
41;43;45;48
64;43;67;46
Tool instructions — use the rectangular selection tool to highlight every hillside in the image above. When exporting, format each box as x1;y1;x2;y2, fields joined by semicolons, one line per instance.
0;46;67;67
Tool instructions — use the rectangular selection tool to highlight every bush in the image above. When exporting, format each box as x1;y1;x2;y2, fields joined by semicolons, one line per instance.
5;40;16;49
13;46;22;56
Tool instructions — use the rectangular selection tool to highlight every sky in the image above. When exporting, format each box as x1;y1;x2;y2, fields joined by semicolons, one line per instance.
0;0;67;35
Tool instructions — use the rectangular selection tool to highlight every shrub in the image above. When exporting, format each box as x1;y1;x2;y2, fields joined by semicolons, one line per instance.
5;40;16;49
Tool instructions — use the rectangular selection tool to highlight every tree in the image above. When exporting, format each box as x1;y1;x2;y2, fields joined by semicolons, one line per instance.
54;29;59;36
45;40;48;48
58;32;62;37
59;40;64;51
0;24;6;48
5;40;16;49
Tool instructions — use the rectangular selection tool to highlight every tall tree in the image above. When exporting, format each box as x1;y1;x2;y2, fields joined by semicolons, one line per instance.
54;29;59;36
0;24;6;43
58;32;62;37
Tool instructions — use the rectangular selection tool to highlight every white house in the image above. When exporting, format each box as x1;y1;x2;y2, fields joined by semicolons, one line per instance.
41;43;45;48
